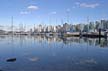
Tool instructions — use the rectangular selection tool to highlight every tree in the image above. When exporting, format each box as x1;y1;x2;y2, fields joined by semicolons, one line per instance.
83;24;88;32
95;21;100;31
89;22;95;32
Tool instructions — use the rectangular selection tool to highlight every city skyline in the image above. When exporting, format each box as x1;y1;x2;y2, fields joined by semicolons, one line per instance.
0;0;108;26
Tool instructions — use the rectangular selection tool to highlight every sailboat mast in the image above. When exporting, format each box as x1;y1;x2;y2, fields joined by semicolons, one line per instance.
11;16;14;35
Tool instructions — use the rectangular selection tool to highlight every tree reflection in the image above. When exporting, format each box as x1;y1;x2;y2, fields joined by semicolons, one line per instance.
61;37;108;48
32;35;108;48
1;35;108;48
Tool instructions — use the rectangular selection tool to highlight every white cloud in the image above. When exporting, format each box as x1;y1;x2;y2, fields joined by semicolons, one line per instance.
20;11;29;15
75;2;99;8
27;5;39;10
20;5;39;15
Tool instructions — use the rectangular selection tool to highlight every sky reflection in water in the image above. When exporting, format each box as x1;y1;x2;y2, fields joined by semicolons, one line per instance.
0;35;108;71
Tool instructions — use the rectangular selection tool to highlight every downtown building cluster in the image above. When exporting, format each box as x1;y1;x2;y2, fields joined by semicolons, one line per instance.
0;19;108;35
32;19;108;34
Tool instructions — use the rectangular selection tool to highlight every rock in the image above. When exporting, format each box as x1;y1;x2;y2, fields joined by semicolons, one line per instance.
6;58;16;62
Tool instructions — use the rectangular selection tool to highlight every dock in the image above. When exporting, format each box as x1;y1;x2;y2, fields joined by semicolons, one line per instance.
64;32;108;38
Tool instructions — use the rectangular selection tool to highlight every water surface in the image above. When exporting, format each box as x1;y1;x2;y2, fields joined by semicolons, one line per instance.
0;35;108;71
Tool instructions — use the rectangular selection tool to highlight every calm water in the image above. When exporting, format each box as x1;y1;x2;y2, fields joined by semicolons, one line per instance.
0;35;108;71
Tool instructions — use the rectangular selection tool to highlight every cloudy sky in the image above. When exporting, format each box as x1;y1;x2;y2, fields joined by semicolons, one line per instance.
0;0;108;26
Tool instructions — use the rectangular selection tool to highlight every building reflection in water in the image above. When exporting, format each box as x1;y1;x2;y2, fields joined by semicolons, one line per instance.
0;35;108;71
20;35;108;48
38;36;108;48
0;35;108;48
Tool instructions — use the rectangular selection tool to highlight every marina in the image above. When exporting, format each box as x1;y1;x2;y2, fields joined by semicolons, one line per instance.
0;0;108;71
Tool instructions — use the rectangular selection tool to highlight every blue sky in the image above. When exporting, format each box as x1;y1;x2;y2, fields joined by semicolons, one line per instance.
0;0;108;26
